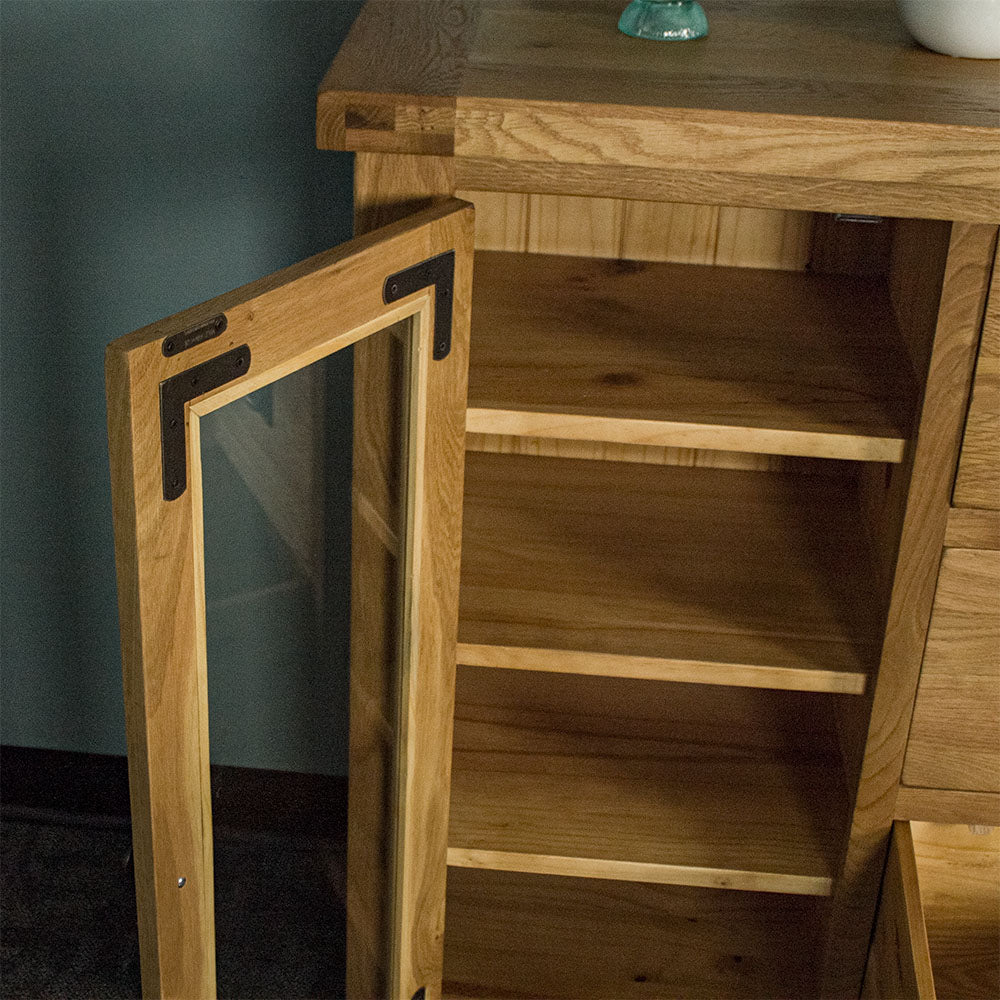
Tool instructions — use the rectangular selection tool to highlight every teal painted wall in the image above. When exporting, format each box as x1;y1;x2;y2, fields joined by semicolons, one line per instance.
1;0;362;774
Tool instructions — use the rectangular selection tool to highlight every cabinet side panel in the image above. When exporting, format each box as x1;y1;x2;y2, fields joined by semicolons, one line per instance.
857;221;953;598
911;821;1000;999
356;153;456;233
954;254;1000;510
821;223;997;998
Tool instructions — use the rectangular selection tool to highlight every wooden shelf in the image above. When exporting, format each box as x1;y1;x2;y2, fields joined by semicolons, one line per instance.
443;868;824;1000
912;822;1000;999
447;667;848;896
467;251;913;462
458;451;881;694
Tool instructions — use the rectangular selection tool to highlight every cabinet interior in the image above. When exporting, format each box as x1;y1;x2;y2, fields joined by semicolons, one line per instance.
450;667;851;895
443;868;826;1000
442;191;955;997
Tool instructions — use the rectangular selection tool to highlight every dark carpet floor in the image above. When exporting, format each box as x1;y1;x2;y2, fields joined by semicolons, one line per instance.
1;814;348;999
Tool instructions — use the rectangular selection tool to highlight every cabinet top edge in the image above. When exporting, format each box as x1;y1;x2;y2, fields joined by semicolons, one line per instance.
318;0;1000;131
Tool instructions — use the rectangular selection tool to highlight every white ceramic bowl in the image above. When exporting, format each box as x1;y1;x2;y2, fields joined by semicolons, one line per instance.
897;0;1000;58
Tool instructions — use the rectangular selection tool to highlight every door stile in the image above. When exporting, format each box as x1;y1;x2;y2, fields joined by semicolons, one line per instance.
391;300;430;996
392;221;473;1000
107;344;218;1000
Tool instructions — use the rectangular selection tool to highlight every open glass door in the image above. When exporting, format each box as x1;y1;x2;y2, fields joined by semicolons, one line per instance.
105;200;474;1000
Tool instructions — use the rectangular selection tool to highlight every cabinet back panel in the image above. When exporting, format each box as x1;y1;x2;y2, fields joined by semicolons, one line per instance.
444;868;825;999
456;665;842;755
456;190;814;270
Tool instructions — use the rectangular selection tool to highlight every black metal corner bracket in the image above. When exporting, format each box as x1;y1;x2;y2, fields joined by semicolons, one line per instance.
383;250;455;360
159;344;251;501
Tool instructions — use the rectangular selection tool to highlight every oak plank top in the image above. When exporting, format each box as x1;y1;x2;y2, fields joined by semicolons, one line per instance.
317;1;999;218
320;0;998;126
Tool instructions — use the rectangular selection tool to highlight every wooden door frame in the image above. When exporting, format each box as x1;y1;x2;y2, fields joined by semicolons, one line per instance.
106;200;474;999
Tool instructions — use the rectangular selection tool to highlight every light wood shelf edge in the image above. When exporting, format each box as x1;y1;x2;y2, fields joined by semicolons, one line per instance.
466;408;906;464
468;251;914;468
446;847;833;896
459;452;881;693
456;643;868;695
448;669;847;906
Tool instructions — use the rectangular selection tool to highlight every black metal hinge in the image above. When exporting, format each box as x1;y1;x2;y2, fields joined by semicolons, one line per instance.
161;313;227;356
159;343;251;501
383;250;455;360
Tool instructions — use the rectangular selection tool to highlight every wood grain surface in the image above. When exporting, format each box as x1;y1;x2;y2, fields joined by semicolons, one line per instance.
447;667;846;894
443;868;825;999
902;548;1000;794
453;157;1000;224
346;321;410;1000
911;822;1000;1000
861;821;936;1000
456;189;814;270
106;200;474;1000
317;2;1000;220
320;0;998;126
452;98;999;189
466;250;911;462
820;223;998;997
943;507;1000;550
954;253;1000;511
895;787;1000;828
465;431;851;475
459;451;880;693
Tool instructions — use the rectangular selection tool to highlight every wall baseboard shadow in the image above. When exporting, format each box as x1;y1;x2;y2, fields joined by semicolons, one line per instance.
1;744;348;841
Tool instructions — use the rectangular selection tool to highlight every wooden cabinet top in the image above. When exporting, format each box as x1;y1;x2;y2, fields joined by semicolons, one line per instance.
316;0;999;221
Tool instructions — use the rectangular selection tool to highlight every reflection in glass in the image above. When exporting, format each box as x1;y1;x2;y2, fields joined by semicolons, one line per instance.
197;318;413;997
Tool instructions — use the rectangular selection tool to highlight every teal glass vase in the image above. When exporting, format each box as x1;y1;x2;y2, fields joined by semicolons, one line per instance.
618;0;709;40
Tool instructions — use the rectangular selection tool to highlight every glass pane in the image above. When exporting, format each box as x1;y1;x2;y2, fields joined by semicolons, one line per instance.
198;317;413;998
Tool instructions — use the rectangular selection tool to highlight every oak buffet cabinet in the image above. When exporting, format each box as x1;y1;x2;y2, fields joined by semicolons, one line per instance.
315;2;1000;998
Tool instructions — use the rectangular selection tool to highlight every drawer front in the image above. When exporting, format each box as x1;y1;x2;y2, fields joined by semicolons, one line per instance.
953;258;998;510
902;548;1000;794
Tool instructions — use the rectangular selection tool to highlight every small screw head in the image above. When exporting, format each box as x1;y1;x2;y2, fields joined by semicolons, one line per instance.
169;417;178;429
177;877;186;888
164;339;175;353
389;281;399;297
